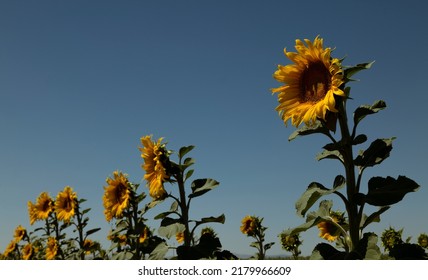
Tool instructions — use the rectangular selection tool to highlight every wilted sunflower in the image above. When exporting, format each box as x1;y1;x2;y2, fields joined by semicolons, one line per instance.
240;215;257;236
28;192;54;225
45;237;58;260
13;225;27;243
139;135;170;200
272;36;345;127
102;171;131;222
22;243;33;260
55;186;77;223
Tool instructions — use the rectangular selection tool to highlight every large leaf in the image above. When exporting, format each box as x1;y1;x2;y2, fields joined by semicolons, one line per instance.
353;100;386;126
148;241;169;260
194;214;226;228
295;176;345;217
288;121;330;141
354;137;394;168
363;176;420;206
189;178;219;198
158;218;185;239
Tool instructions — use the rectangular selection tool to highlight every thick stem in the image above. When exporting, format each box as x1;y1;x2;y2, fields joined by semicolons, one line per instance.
177;174;191;247
337;100;359;251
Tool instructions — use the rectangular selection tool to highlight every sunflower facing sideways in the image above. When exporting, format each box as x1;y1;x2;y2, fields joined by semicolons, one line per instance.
102;171;131;222
28;192;54;225
139;135;170;200
272;36;345;128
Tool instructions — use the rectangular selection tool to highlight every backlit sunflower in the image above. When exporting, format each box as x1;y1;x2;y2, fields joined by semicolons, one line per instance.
317;211;345;242
28;192;54;225
272;36;345;127
55;186;77;223
139;135;170;200
13;225;27;243
240;215;257;236
102;171;131;222
22;243;33;260
45;237;58;260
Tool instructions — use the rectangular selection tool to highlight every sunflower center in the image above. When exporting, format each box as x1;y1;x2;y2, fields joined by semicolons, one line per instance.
300;61;331;102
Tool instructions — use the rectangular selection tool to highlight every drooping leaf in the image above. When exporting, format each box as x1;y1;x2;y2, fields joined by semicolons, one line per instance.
85;228;101;237
360;206;390;230
158;218;185;239
195;214;226;227
316;150;344;162
354;137;395;168
148;241;169;260
189;178;219;199
363;176;420;206
295;177;345;217
344;61;375;82
288;122;330;141
353;100;386;126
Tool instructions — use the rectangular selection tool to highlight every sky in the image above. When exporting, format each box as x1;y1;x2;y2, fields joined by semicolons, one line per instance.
1;0;428;258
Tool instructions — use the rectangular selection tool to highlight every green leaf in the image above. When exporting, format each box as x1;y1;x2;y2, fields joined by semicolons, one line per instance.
354;137;395;168
184;169;194;181
195;214;226;227
85;228;101;237
181;157;196;170
316;150;343;162
170;200;179;212
179;145;195;159
288;122;330;141
363;176;420;206
148;241;169;260
352;134;368;145
344;61;375;82
360;206;390;230
295;177;345;217
189;178;219;199
364;233;382;260
158;218;185;239
353;100;386;126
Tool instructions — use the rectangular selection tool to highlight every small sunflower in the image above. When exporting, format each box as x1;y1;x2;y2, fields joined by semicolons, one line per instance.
240;215;257;236
139;227;150;244
176;232;185;244
55;186;77;223
45;237;58;260
13;225;27;243
3;240;17;257
83;239;95;255
272;36;345;127
317;211;345;242
139;135;170;200
28;192;54;225
22;243;33;260
102;171;131;222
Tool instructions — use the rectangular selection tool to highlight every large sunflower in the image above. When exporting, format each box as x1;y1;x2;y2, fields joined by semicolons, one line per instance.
102;171;131;222
28;192;54;225
139;135;170;200
272;36;345;127
55;186;77;223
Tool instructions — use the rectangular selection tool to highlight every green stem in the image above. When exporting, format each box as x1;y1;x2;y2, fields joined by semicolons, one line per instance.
337;99;359;251
177;173;190;247
74;200;85;260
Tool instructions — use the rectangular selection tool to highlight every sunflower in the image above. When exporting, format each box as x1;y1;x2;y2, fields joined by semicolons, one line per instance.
317;211;345;242
3;240;17;257
240;215;257;236
28;192;54;225
83;239;94;255
45;237;58;260
272;36;345;127
13;225;27;243
22;243;33;260
102;171;131;222
176;232;185;244
139;227;150;244
139;135;170;200
55;186;77;223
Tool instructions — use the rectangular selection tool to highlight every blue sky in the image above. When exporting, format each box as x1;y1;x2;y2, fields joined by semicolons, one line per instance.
1;0;428;257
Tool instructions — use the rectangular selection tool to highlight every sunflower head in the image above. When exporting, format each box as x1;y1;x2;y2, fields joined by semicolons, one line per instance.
139;227;150;244
28;192;54;225
317;211;345;242
103;171;131;222
272;36;345;128
55;186;77;223
83;239;95;255
176;232;185;244
22;243;34;260
381;227;403;251
280;232;302;252
13;225;27;243
3;240;17;258
139;135;170;200
418;233;428;249
240;215;258;236
45;237;58;260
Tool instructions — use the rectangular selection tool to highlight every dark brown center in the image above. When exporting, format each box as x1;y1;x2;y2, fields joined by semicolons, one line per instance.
300;61;331;102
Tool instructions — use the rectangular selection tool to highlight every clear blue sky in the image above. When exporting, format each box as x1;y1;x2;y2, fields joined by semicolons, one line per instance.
1;0;428;257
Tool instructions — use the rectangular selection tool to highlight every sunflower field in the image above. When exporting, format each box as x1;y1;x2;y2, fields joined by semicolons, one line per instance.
2;37;427;260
